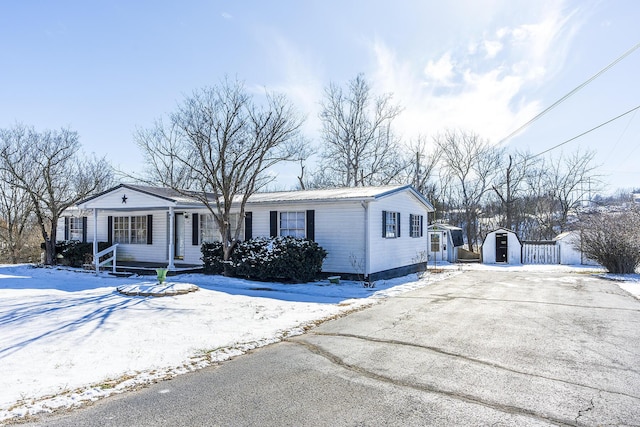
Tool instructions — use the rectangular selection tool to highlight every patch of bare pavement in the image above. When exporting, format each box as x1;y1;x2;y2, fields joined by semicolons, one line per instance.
22;269;640;426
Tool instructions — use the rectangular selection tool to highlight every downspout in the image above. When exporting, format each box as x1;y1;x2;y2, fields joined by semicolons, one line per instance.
93;208;98;275
361;201;370;280
168;206;175;269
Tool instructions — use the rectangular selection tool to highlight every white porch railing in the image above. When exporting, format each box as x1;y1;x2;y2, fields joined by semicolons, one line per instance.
94;243;119;274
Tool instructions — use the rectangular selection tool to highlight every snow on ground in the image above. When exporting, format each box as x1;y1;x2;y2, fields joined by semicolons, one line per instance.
1;262;638;423
0;264;455;422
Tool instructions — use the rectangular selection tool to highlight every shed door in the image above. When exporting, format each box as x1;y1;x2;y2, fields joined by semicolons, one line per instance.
496;232;508;263
429;232;445;261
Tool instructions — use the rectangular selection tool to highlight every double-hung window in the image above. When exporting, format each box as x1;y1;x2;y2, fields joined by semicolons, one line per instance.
68;217;84;241
410;214;423;238
382;211;400;238
280;212;305;238
113;216;147;244
200;214;217;243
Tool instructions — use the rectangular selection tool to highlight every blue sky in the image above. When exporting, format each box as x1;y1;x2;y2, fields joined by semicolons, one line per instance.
1;0;638;194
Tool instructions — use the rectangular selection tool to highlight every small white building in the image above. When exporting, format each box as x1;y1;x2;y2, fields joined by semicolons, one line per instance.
481;228;522;265
426;223;464;263
554;231;599;266
58;184;435;280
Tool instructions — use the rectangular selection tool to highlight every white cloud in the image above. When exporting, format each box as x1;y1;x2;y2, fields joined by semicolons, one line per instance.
423;53;455;84
482;39;503;59
368;2;581;147
221;12;232;20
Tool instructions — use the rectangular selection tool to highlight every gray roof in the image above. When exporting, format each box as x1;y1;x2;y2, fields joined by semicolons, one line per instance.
79;183;434;210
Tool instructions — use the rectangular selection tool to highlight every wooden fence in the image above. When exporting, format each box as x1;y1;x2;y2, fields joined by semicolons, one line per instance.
521;241;559;264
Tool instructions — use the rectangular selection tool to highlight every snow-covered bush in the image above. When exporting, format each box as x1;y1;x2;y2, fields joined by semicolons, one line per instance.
577;209;640;274
200;241;225;274
202;236;327;282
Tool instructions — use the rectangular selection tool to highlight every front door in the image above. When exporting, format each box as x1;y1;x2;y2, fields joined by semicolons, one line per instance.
429;232;444;261
174;213;185;259
495;232;508;263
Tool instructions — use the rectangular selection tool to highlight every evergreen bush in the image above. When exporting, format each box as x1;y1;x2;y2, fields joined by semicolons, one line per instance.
201;236;327;282
55;241;110;267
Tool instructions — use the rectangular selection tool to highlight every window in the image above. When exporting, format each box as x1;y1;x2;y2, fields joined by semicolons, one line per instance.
199;213;244;243
430;233;440;252
280;211;305;238
113;216;147;244
69;217;84;241
113;216;129;244
382;211;400;238
410;214;423;238
130;216;147;244
200;214;217;243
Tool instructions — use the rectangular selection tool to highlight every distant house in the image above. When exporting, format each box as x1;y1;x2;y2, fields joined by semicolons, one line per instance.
481;228;522;265
632;190;640;204
426;223;464;263
57;184;435;281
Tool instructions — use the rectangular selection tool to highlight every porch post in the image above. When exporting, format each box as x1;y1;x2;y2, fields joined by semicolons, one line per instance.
168;206;175;269
93;208;99;274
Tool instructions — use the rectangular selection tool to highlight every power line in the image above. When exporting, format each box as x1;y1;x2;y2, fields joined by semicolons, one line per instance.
498;41;640;146
528;104;640;159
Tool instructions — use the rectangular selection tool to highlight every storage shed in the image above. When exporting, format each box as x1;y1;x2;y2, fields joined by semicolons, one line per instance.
554;231;599;266
481;228;522;264
426;223;464;263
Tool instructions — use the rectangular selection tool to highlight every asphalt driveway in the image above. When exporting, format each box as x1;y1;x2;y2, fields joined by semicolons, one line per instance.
27;269;640;426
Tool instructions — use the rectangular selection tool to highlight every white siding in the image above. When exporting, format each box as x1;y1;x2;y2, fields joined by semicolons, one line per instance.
367;192;429;275
80;188;175;210
248;201;366;274
481;229;522;264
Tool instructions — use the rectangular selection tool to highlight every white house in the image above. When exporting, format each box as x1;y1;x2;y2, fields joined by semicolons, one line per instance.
426;223;464;263
58;184;435;280
481;228;522;265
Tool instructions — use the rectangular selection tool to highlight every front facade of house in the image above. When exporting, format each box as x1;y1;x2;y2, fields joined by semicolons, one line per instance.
58;184;435;280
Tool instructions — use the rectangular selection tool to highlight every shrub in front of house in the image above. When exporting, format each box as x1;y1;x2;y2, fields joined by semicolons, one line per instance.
55;241;111;267
201;241;226;274
201;236;327;282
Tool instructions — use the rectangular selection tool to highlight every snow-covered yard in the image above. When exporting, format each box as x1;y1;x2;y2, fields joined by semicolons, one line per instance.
1;263;638;423
0;264;456;422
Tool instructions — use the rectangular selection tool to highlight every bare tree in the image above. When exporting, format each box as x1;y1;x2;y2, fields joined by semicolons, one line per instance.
0;166;39;263
436;130;503;251
136;79;304;263
317;73;404;187
404;135;441;198
577;208;640;274
0;124;113;265
545;149;601;233
491;151;538;233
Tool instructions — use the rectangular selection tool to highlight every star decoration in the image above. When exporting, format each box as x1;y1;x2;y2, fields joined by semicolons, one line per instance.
122;194;128;204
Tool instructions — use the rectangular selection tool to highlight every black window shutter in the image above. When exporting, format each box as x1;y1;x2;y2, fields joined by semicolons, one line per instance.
64;217;70;240
420;215;424;237
107;216;113;245
270;211;278;237
397;213;401;237
382;211;387;238
191;213;199;245
306;210;315;241
244;212;253;241
147;214;153;245
82;217;88;243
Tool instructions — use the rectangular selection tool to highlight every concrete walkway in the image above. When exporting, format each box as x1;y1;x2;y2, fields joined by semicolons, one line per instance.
28;270;640;426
